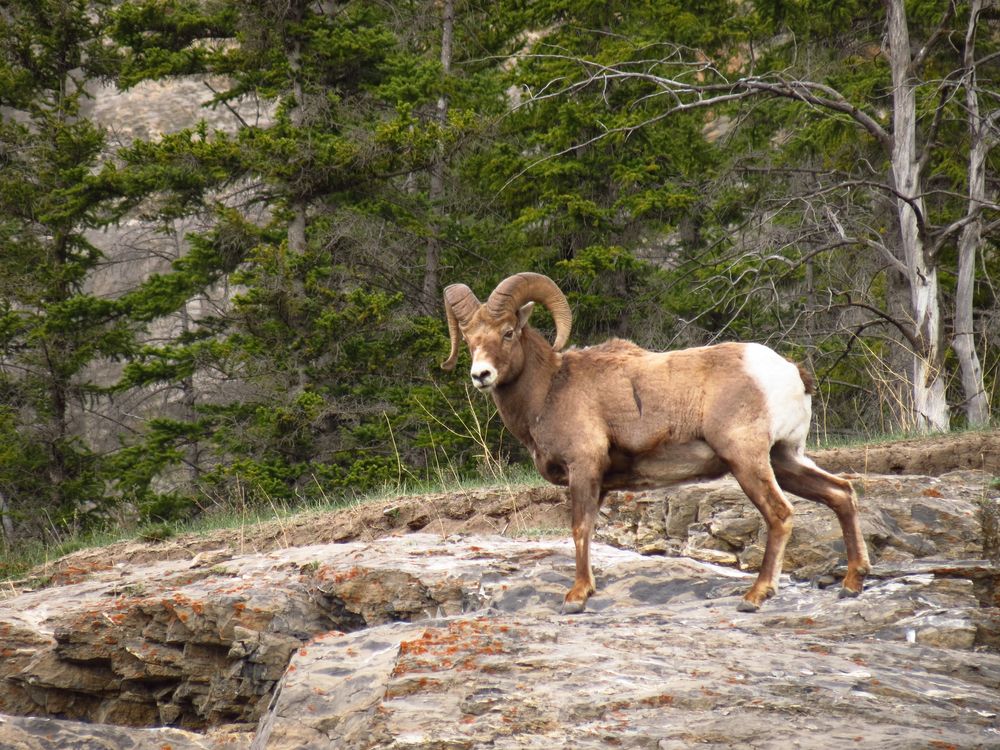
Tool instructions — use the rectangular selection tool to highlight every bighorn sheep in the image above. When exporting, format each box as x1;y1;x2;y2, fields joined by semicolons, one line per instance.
442;272;871;613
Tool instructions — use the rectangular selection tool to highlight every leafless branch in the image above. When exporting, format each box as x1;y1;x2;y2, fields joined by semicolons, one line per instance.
503;50;894;192
830;292;920;351
918;82;957;173
202;80;251;129
911;1;956;71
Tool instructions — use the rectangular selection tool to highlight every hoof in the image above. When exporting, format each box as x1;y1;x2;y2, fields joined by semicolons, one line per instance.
838;586;862;599
736;598;760;613
561;598;587;615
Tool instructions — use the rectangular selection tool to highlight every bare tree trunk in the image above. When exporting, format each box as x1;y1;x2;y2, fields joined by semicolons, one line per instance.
287;28;308;390
179;277;202;485
885;0;949;432
288;33;308;258
47;230;72;495
0;490;13;543
953;0;991;426
422;0;454;312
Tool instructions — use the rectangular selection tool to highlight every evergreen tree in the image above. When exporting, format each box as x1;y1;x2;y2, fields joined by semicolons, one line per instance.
0;0;125;539
103;0;522;514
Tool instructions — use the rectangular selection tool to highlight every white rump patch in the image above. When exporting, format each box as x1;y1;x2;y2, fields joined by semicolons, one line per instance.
741;343;811;449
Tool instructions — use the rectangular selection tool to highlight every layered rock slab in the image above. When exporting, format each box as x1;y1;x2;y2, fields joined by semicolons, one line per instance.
1;468;999;748
0;535;542;730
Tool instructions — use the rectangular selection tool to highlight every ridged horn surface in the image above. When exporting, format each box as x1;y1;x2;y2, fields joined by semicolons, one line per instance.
486;272;572;351
441;284;480;371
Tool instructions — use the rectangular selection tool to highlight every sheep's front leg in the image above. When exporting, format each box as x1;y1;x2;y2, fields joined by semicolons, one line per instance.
562;468;604;614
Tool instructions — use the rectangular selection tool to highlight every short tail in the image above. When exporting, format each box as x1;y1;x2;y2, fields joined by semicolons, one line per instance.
796;363;816;395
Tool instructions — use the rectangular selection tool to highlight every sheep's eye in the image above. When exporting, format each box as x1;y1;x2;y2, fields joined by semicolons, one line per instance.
502;329;515;341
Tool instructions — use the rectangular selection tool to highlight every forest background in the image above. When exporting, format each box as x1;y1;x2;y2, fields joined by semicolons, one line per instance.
1;0;998;555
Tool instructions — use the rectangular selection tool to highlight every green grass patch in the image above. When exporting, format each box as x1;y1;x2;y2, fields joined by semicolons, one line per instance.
0;527;133;584
1;463;545;584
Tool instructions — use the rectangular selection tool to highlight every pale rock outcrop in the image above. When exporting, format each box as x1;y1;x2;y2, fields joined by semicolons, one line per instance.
0;470;998;748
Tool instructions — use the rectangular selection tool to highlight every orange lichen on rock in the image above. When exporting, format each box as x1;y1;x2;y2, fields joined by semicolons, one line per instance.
392;619;514;679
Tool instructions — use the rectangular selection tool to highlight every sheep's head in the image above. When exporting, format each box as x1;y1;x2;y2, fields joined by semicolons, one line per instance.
441;272;572;391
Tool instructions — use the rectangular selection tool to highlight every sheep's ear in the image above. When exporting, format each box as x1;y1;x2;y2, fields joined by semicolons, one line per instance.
516;302;534;331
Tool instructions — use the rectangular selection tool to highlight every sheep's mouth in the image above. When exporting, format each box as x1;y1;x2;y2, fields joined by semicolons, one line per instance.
471;372;498;391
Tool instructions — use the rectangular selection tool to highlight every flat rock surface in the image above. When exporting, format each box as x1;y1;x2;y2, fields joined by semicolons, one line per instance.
261;568;1000;749
251;539;1000;749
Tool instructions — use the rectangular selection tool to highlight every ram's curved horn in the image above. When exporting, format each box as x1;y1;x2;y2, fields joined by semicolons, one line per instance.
441;284;481;371
486;272;572;351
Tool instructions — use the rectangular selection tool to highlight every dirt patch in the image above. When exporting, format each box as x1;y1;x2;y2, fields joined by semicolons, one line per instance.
812;430;1000;476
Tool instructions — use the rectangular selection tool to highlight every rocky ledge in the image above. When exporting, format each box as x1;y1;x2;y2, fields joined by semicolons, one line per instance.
1;468;998;749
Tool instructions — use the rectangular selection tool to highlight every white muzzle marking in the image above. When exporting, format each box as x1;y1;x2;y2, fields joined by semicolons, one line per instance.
470;358;498;391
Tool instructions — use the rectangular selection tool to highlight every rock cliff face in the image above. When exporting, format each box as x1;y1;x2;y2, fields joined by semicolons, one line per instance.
74;77;269;454
1;467;999;749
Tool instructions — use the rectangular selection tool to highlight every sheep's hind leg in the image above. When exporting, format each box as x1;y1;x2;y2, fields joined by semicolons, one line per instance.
561;471;603;614
771;446;871;597
724;458;795;612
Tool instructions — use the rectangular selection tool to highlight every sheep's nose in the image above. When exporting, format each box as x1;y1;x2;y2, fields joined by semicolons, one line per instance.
470;364;497;389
